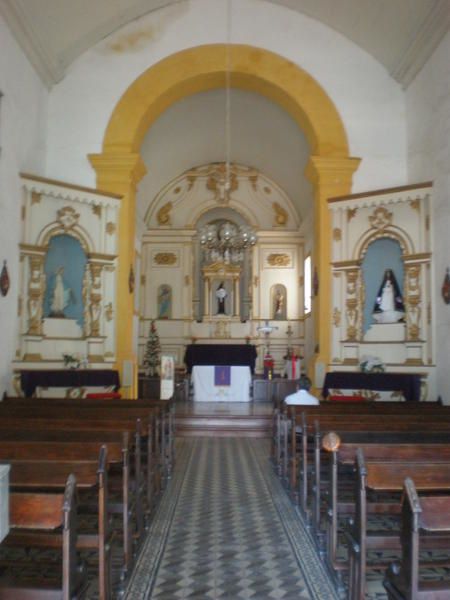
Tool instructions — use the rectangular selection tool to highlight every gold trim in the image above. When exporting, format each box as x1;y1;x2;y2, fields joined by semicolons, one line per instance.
88;354;105;363
343;358;358;365
347;207;357;221
156;201;172;226
31;192;41;204
92;205;102;217
23;353;43;361
332;228;342;241
19;243;47;253
21;206;26;220
332;260;361;268
267;253;291;267
87;252;117;261
403;252;432;261
154;252;177;265
21;172;123;199
106;222;116;235
328;181;433;203
404;358;424;366
272;202;288;226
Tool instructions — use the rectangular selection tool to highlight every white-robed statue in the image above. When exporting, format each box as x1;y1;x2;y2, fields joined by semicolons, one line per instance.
50;266;73;317
372;269;405;324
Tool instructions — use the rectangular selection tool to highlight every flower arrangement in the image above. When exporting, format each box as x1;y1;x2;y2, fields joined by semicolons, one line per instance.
359;355;385;374
62;353;88;369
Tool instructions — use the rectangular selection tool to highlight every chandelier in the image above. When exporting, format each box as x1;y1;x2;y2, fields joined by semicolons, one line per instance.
199;220;257;265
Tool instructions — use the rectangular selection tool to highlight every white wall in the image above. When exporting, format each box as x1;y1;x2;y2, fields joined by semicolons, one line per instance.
46;0;407;192
0;15;48;396
406;31;450;400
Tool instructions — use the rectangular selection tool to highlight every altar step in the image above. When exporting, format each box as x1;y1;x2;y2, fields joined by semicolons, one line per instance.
174;414;272;438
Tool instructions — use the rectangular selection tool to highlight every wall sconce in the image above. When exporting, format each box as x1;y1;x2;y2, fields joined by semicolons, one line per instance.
0;261;10;297
442;268;450;304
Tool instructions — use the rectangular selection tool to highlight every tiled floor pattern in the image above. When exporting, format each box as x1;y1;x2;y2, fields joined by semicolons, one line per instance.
125;438;339;599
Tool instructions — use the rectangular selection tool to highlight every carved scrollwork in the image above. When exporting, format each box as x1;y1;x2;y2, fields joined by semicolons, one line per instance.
369;206;393;230
272;202;288;226
27;256;46;335
345;270;361;340
157;202;172;226
267;253;291;267
332;308;341;327
404;264;421;341
154;253;177;266
57;206;80;230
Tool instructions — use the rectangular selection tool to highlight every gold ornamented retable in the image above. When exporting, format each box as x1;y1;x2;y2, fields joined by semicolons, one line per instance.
154;253;177;266
267;253;291;267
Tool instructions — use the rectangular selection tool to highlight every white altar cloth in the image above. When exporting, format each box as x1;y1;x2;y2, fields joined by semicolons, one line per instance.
192;366;251;402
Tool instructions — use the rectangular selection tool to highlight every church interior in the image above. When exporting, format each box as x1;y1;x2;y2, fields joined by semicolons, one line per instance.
0;0;450;598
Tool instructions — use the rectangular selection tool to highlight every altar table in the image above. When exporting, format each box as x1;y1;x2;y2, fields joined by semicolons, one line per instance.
192;366;251;402
184;344;257;374
322;371;421;402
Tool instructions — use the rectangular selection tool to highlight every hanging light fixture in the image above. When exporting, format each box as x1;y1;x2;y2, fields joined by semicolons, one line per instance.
198;0;257;265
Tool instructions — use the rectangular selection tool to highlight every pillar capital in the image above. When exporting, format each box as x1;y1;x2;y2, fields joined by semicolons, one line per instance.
305;156;361;187
89;152;147;192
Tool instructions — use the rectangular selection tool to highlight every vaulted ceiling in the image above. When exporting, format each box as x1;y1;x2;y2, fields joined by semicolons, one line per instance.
1;0;449;88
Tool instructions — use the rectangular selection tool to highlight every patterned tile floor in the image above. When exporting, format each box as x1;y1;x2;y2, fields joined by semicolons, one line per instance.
125;438;339;600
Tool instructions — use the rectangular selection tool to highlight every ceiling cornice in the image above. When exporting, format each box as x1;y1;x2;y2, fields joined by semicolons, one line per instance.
0;0;62;87
390;0;450;88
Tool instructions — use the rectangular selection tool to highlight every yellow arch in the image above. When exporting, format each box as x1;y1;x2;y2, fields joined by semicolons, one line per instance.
89;44;360;394
103;44;349;156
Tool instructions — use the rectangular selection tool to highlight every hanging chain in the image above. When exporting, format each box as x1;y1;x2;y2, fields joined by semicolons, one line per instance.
225;0;232;195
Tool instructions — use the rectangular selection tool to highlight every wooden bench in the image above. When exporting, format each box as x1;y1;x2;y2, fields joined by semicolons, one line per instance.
345;450;450;600
0;473;88;599
0;418;142;579
384;477;450;600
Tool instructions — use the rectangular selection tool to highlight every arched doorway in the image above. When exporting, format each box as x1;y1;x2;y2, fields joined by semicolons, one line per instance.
89;44;360;394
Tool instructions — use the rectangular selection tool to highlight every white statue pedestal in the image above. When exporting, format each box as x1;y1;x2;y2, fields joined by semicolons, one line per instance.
43;318;83;338
364;322;405;342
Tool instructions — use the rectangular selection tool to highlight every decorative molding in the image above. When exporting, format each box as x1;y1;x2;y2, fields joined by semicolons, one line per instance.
57;206;80;230
266;253;291;267
104;302;113;322
332;228;342;241
347;207;358;221
154;252;177;266
31;192;41;205
105;222;116;235
92;205;102;217
368;206;393;229
21;172;122;203
272;202;288;226
157;202;172;226
332;308;341;327
390;0;450;88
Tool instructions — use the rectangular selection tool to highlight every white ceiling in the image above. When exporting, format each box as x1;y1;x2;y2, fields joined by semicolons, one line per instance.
137;88;312;225
1;0;449;88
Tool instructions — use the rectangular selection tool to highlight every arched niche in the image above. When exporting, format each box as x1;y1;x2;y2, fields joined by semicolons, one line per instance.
361;237;404;335
43;234;87;330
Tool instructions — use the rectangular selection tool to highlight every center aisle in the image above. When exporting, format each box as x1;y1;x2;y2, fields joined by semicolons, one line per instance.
125;438;339;599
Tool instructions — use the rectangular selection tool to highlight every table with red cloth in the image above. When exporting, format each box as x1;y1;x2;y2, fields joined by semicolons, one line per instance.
322;371;421;402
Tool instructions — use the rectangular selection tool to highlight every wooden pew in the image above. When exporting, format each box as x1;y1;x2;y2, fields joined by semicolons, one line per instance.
0;473;88;600
384;477;450;600
0;446;112;599
345;450;450;600
0;418;141;579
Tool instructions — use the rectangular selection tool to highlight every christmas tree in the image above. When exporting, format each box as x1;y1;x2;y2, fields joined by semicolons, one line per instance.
144;320;161;376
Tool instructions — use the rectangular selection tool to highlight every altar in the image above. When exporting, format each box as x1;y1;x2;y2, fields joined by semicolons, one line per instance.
192;366;252;402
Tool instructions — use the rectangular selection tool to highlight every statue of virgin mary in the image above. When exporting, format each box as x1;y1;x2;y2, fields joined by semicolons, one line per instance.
372;269;405;323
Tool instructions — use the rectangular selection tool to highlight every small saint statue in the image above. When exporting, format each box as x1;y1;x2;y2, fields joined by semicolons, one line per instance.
274;289;284;320
49;266;73;317
216;281;227;314
372;269;405;324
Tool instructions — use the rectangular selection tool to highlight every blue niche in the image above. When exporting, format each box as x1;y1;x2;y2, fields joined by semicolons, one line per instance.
44;234;87;327
362;237;404;335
